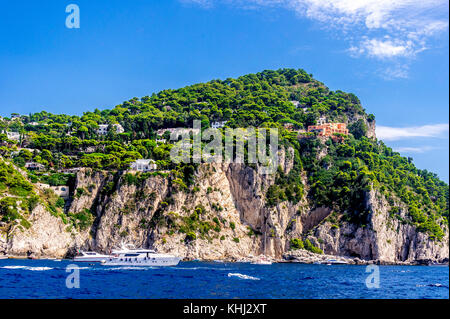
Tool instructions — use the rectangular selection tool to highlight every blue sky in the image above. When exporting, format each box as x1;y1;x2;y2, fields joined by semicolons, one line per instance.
0;0;448;181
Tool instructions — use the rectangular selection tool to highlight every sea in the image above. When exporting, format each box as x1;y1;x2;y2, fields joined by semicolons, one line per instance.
0;259;448;299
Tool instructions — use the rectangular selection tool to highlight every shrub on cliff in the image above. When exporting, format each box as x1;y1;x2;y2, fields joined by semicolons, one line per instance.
290;238;323;254
290;238;304;250
185;232;196;242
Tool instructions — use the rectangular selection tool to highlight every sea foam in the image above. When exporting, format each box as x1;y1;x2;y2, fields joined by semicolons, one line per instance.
227;273;260;280
1;266;53;271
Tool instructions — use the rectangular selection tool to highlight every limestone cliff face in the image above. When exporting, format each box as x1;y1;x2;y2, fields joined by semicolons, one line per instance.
2;149;448;263
307;190;449;264
6;204;87;258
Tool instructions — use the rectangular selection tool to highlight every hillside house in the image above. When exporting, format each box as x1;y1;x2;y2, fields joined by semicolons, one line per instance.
112;123;124;134
130;159;157;172
36;183;70;198
97;123;124;135
4;131;20;142
51;186;70;198
97;124;109;135
307;122;349;142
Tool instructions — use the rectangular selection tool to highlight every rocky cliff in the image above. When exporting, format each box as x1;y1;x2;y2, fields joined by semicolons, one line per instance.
2;146;448;264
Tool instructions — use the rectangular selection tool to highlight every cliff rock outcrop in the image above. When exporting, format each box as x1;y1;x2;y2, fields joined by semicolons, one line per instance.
1;149;448;264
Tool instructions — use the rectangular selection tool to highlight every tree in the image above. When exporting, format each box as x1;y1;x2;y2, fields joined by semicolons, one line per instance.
349;119;367;139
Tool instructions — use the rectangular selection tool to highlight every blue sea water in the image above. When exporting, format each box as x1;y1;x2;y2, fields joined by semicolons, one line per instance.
0;259;448;299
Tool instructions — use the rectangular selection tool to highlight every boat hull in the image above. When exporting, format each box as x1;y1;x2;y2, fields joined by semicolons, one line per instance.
102;256;181;267
73;257;110;263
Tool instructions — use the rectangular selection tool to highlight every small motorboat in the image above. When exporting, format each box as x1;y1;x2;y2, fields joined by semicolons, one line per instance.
0;255;8;260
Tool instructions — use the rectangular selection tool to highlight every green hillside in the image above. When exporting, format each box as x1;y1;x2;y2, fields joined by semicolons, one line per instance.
0;69;448;240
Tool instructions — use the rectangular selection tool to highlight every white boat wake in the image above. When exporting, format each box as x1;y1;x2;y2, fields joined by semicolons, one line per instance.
1;266;53;271
227;273;260;280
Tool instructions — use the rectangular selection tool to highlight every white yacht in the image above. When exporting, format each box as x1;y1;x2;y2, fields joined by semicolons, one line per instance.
102;243;181;267
73;251;111;263
0;255;8;260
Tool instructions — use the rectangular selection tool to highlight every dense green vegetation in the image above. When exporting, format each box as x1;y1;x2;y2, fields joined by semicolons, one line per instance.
0;159;36;229
297;136;448;240
0;68;365;170
0;68;447;241
290;238;323;254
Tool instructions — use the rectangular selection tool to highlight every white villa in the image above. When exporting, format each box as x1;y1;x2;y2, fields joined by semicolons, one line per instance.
36;183;70;198
112;123;124;134
51;186;70;198
4;131;20;141
97;123;124;135
130;159;157;172
97;124;109;135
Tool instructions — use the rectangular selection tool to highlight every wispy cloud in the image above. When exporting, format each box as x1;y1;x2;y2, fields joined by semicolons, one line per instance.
349;38;417;59
376;123;449;141
393;146;437;153
182;0;449;78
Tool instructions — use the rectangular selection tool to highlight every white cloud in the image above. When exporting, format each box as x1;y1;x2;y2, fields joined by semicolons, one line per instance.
381;64;410;80
393;146;436;153
182;0;449;77
376;123;449;141
351;38;414;59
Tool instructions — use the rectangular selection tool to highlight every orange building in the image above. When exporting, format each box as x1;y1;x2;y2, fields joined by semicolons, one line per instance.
307;122;348;142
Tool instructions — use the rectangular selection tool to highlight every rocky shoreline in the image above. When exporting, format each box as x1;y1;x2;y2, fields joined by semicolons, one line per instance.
3;250;448;266
1;160;448;265
282;250;449;266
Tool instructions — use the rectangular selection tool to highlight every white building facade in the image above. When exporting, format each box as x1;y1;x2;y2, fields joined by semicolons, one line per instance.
130;159;157;172
97;123;124;135
97;124;109;135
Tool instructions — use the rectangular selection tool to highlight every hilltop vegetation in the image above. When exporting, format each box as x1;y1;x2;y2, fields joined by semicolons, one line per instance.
0;68;448;241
